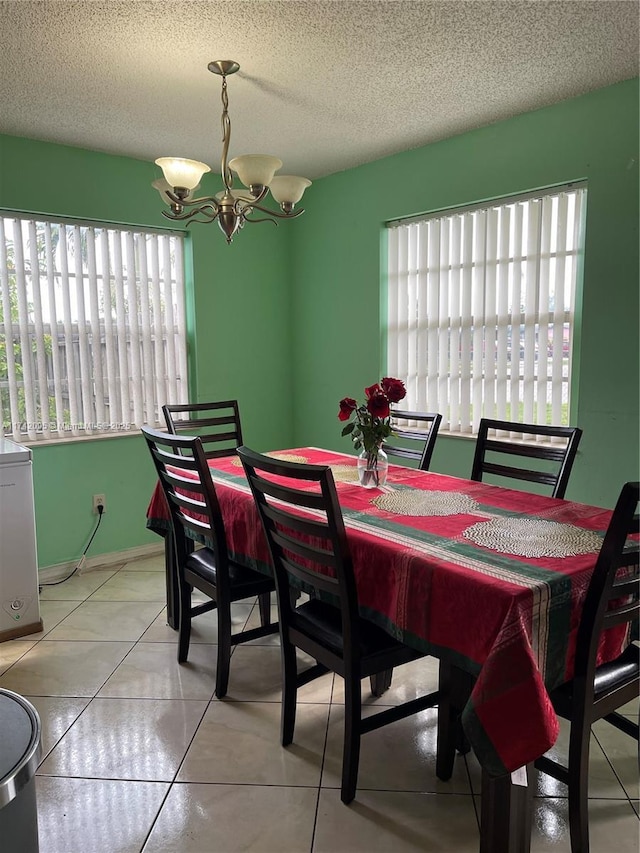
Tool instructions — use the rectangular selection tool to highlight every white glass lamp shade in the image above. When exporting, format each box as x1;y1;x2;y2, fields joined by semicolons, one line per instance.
269;175;312;205
155;157;210;190
228;155;282;188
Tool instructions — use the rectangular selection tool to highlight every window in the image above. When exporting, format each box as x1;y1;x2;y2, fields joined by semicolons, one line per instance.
386;185;586;434
0;214;188;441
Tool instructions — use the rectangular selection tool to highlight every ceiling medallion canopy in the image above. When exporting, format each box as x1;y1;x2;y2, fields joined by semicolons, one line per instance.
153;60;311;244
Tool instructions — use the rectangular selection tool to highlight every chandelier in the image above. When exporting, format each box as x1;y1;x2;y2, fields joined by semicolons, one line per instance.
152;60;312;244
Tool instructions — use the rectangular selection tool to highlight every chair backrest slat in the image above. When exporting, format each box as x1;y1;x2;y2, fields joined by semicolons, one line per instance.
610;576;640;599
269;526;339;570
169;416;238;430
483;438;570;463
481;462;560;487
281;557;340;597
471;418;583;499
178;513;214;542
603;603;639;629
163;400;243;459
253;473;328;512
384;410;442;471
615;549;640;570
261;500;332;542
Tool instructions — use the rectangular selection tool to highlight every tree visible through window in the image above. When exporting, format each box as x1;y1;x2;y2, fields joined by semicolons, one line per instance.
386;185;586;434
0;214;188;441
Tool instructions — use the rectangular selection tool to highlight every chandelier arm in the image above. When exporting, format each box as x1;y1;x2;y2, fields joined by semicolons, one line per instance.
161;204;220;223
185;213;223;226
239;214;279;227
243;202;305;220
166;190;221;209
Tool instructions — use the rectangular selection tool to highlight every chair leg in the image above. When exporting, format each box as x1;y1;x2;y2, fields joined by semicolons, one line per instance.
215;601;232;699
567;718;592;853
177;577;192;663
436;660;474;780
258;591;272;627
341;668;362;804
164;531;179;630
281;639;298;746
370;668;393;696
436;660;457;780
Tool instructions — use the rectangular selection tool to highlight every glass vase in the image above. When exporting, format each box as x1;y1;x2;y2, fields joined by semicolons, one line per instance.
357;446;388;488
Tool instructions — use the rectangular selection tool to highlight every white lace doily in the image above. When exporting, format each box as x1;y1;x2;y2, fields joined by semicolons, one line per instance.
329;464;360;483
232;452;308;468
463;517;603;558
372;490;480;517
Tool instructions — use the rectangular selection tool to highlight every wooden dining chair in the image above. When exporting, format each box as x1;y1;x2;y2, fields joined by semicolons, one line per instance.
534;480;639;853
436;482;639;853
141;426;278;698
237;445;440;804
163;400;243;459
384;410;442;470
470;418;583;498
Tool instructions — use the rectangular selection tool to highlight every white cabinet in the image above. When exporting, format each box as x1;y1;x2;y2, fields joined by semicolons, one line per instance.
0;438;42;641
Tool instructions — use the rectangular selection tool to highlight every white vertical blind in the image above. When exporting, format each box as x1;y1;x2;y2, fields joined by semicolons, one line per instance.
386;186;586;434
28;221;50;439
0;219;20;436
0;215;188;441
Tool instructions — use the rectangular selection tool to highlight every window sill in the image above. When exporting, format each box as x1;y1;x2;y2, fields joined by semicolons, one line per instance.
437;428;574;449
8;429;147;449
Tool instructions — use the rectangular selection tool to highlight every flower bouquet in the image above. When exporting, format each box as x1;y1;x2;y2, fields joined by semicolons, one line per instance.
338;377;406;487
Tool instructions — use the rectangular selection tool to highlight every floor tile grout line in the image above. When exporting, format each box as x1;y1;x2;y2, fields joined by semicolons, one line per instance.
135;695;214;851
591;727;639;804
309;665;336;852
39;564;124;602
462;752;482;831
131;782;173;853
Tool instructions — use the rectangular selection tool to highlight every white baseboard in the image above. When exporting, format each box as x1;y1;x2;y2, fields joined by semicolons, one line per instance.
38;542;165;584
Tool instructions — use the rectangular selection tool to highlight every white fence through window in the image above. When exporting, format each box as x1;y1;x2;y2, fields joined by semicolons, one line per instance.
0;215;188;441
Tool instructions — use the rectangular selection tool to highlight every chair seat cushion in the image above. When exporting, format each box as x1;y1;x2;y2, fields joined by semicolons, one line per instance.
552;642;639;708
291;598;414;660
185;547;273;596
593;642;639;696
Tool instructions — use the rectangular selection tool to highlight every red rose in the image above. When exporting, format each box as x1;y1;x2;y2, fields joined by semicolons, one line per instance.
338;397;357;421
381;377;406;404
364;383;382;399
367;392;390;419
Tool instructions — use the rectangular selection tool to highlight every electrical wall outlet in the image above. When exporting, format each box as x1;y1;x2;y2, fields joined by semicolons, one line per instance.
92;494;106;514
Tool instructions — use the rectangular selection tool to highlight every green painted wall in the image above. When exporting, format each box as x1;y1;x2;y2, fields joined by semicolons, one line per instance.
1;78;638;567
290;79;639;509
0;134;293;568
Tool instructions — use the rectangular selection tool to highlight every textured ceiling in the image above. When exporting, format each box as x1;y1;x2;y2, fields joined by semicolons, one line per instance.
0;1;638;180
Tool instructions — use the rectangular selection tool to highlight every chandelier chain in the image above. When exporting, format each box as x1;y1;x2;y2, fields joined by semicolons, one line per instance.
220;75;232;191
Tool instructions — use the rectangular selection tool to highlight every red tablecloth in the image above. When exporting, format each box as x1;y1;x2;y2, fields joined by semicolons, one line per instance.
147;447;626;776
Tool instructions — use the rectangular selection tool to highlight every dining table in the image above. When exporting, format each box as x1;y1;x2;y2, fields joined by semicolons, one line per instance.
146;445;626;853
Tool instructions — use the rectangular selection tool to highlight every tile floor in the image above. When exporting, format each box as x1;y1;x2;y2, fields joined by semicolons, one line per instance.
1;553;638;852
